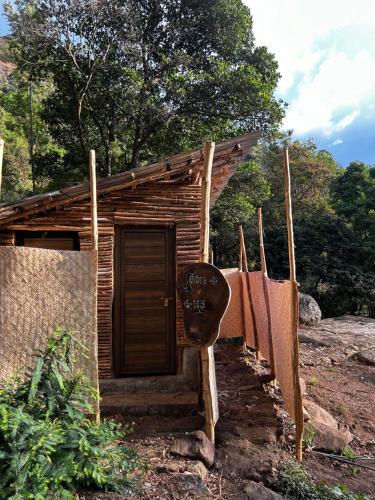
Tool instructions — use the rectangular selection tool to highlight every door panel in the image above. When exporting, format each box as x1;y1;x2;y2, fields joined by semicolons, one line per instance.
114;226;176;376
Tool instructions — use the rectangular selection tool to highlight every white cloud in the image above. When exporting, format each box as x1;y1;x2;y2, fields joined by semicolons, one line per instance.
244;0;375;136
332;139;343;146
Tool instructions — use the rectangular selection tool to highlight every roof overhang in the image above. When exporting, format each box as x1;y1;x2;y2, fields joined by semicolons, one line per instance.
0;131;261;225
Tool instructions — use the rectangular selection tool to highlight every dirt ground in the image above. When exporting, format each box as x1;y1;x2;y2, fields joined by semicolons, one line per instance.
81;316;375;499
299;316;375;495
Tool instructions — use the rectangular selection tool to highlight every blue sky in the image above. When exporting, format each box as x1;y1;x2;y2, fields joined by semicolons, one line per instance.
246;0;375;166
1;1;375;166
0;1;8;36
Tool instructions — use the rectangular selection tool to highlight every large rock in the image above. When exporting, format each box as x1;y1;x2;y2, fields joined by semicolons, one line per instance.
169;472;210;499
155;460;208;480
170;430;215;468
357;349;375;366
299;293;322;326
303;400;353;453
244;481;284;499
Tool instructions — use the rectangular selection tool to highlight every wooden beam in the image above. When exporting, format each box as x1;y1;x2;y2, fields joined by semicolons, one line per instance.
283;147;304;463
0;139;4;203
200;141;217;443
1;225;84;232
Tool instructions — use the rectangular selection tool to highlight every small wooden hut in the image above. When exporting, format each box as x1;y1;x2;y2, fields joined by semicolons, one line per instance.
0;133;260;406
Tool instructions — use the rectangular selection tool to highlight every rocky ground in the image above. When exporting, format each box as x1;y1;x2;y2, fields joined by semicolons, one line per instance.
80;315;375;499
299;315;375;495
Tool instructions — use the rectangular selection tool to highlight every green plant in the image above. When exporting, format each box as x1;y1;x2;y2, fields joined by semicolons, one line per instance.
341;447;357;459
274;463;368;500
309;376;318;386
0;329;144;499
303;422;315;450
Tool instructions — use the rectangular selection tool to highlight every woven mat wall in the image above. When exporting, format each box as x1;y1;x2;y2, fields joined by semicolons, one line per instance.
266;278;300;420
219;268;302;424
219;269;243;338
248;272;271;361
0;247;98;385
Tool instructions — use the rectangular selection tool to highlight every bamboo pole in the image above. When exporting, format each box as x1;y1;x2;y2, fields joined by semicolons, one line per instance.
0;139;4;203
238;226;248;349
257;208;275;376
240;225;260;359
257;208;267;276
89;150;100;422
200;141;216;443
283;148;304;462
89;150;99;252
200;142;215;263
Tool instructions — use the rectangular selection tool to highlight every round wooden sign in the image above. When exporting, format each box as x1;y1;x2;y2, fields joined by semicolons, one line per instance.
177;263;231;347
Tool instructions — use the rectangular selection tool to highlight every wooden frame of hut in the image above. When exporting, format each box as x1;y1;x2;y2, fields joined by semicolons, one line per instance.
0;132;260;400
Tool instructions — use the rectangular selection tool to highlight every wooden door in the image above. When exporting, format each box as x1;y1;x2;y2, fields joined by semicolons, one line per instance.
114;226;176;376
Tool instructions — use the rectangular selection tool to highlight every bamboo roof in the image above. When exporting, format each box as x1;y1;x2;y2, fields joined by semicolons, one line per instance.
0;131;261;225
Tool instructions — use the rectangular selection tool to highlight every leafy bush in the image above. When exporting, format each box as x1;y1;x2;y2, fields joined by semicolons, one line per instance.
0;329;144;499
275;464;368;500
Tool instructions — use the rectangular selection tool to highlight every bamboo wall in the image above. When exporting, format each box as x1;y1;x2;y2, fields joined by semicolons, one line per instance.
0;182;201;379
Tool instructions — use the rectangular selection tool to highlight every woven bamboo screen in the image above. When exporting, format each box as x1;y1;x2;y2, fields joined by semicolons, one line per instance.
0;247;98;385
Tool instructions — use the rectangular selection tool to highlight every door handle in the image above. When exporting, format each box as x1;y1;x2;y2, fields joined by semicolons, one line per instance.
162;297;175;307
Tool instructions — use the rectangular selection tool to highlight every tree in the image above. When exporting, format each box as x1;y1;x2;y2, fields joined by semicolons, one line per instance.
5;0;284;181
0;67;63;200
211;160;270;268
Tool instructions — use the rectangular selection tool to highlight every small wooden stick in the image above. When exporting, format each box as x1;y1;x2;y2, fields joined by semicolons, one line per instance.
283;148;304;463
0;139;4;203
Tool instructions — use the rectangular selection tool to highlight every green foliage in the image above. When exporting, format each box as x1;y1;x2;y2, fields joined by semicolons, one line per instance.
0;329;143;499
302;423;315;450
309;376;318;386
211;160;270;268
0;54;64;201
275;463;368;500
341;447;357;459
212;136;375;318
5;0;284;179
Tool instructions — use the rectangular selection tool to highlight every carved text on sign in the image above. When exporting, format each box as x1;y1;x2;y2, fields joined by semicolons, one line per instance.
183;272;219;293
183;298;207;313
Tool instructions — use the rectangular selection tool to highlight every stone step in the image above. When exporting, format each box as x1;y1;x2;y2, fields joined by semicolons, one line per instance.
101;391;199;417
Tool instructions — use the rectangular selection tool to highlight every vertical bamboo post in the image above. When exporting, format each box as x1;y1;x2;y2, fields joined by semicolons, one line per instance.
283;148;304;462
200;142;215;263
257;208;275;376
239;226;248;349
0;139;4;203
89;150;100;422
89;150;99;252
200;141;216;443
240;226;260;358
257;208;267;276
